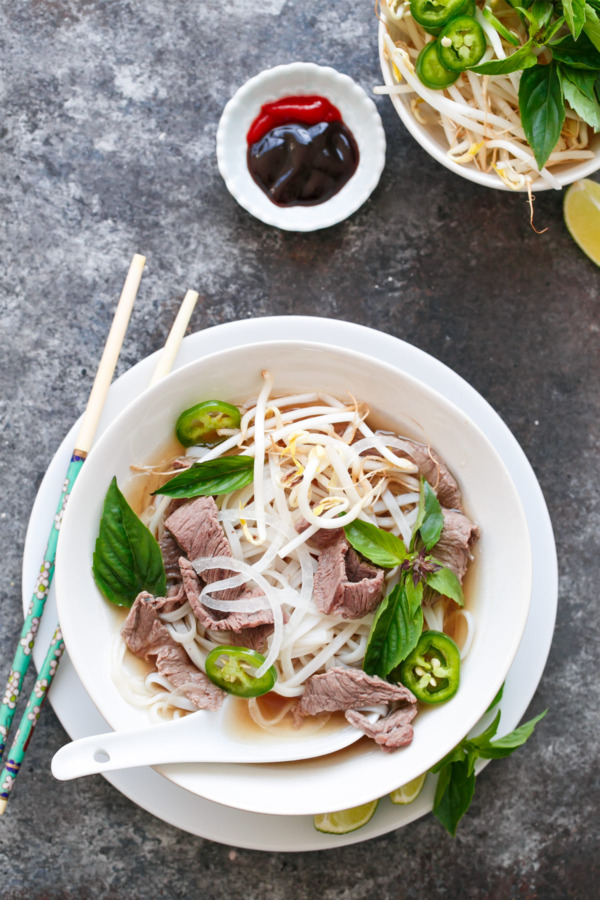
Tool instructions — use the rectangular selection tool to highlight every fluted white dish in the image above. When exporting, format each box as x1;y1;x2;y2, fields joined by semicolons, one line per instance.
216;62;386;229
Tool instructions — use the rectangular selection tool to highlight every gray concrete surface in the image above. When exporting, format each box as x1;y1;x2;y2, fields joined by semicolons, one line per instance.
1;1;598;897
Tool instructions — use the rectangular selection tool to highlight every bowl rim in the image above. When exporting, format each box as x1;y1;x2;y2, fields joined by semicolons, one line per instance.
216;62;386;231
55;338;533;816
377;19;600;192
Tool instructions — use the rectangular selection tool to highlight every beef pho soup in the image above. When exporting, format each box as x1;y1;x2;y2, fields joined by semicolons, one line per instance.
106;371;479;753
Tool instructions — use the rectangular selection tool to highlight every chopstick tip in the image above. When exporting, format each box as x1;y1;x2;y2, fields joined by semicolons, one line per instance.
0;798;7;815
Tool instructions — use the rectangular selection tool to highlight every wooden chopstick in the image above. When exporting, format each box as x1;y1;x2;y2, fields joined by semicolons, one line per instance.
149;290;199;388
0;283;198;813
0;254;146;809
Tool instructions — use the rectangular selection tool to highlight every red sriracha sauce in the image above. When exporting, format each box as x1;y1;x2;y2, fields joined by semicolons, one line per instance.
246;95;359;208
246;96;342;144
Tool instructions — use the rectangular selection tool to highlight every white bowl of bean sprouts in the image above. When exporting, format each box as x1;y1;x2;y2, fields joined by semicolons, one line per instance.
55;340;532;816
377;4;600;191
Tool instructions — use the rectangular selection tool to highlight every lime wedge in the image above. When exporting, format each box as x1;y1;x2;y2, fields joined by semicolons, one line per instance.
314;799;379;834
564;179;600;267
389;772;427;805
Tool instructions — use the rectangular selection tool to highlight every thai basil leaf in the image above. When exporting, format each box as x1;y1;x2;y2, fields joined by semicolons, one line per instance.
426;563;465;606
524;1;553;33
344;519;407;568
430;744;465;773
559;63;600;101
550;32;600;69
473;709;548;758
472;46;538;76
481;6;520;46
486;682;505;712
154;455;255;498
542;14;566;43
584;5;600;52
432;757;476;837
431;707;546;834
465;711;502;750
519;63;565;169
92;477;167;608
416;480;444;551
559;66;600;128
363;578;423;678
563;0;587;38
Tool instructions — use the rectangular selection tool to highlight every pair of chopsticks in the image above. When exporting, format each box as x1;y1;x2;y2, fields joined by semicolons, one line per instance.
0;255;199;813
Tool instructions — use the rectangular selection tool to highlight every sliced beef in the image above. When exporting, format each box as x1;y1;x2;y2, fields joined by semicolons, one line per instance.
165;582;186;608
222;621;276;653
160;531;185;581
179;557;274;653
121;591;225;710
295;666;416;720
345;705;417;751
172;456;194;471
313;533;385;619
364;437;462;510
295;519;344;549
165;496;242;601
433;508;480;583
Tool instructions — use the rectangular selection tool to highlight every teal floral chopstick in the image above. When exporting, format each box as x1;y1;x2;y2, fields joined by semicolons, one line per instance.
0;454;84;760
0;253;145;801
0;277;196;812
0;628;65;811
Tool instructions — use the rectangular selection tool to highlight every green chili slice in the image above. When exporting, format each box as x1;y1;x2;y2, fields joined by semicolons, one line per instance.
175;400;241;447
410;0;474;31
205;646;277;698
399;631;460;704
436;15;487;72
416;41;459;90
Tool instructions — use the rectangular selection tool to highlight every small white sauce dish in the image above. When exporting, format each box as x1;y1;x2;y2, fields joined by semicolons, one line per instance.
216;62;386;231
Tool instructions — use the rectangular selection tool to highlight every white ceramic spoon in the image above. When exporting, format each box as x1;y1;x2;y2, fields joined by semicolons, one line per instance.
51;707;378;779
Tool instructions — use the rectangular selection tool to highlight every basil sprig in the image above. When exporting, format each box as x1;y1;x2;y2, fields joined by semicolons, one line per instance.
412;480;444;551
92;477;167;608
363;578;424;677
437;2;600;170
431;694;547;836
153;455;255;498
346;478;464;679
343;519;407;568
519;62;565;170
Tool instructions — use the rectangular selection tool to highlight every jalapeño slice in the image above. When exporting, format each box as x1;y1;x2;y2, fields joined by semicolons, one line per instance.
205;646;277;698
420;0;476;35
399;631;460;704
416;41;459;90
410;0;474;31
437;15;487;72
175;400;241;447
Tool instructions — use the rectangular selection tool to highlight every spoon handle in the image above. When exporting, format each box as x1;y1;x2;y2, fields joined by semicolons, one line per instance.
51;714;213;779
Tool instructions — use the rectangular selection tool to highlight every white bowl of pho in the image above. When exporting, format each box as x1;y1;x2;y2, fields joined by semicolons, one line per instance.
55;340;532;816
377;2;600;192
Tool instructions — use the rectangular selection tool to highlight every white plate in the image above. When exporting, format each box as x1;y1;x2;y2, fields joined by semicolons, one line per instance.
24;316;557;850
216;63;386;230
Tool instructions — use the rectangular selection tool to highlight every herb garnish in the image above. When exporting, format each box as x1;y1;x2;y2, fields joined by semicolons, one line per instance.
92;477;166;608
431;687;548;835
153;455;255;499
345;478;464;679
420;3;600;170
